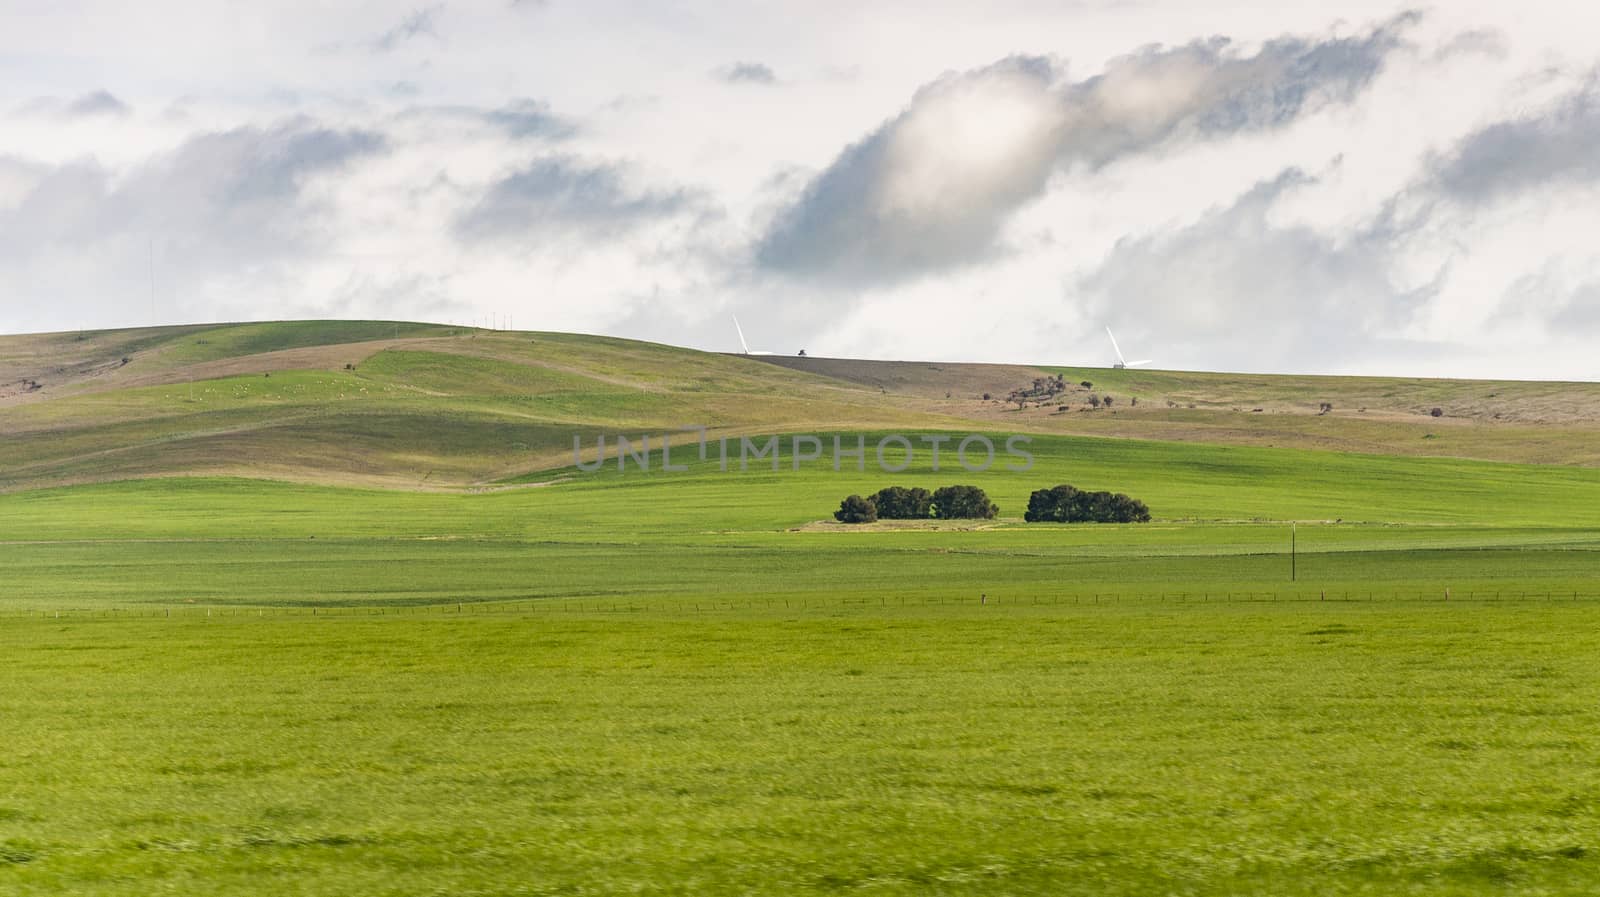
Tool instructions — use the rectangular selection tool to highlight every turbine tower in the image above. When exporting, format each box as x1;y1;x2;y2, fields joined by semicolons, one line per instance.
1106;327;1152;369
732;315;776;355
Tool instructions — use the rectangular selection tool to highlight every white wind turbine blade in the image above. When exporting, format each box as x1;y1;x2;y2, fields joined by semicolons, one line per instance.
1105;327;1127;367
733;315;751;355
1124;360;1153;367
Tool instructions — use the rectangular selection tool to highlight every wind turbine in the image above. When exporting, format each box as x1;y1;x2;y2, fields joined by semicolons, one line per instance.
1106;327;1152;369
732;315;777;355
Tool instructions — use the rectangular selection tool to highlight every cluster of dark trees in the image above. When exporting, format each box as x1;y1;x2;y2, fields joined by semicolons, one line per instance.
835;484;1151;524
834;485;998;523
1023;485;1151;523
1006;374;1069;409
1000;376;1146;413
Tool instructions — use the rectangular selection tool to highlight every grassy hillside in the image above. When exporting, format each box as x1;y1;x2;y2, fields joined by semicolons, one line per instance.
761;355;1600;465
5;321;1600;495
0;323;965;491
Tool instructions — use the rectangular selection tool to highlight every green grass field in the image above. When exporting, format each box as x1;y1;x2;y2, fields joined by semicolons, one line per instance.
4;606;1599;896
4;322;1600;894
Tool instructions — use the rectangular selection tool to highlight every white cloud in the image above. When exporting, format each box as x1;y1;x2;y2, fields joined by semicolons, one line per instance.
756;16;1416;285
0;1;1599;379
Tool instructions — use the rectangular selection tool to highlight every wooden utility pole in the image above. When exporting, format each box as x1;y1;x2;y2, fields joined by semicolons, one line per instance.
1291;522;1297;582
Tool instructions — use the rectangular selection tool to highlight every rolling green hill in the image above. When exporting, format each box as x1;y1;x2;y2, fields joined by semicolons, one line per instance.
1;323;963;491
5;319;1600;612
5;320;1600;494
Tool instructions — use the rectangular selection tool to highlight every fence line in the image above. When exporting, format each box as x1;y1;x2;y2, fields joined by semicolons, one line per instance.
4;588;1599;621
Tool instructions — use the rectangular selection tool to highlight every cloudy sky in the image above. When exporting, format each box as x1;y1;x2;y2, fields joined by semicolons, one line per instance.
2;1;1598;378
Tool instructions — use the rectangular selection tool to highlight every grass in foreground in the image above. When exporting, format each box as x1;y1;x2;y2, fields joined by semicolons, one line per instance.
2;603;1598;896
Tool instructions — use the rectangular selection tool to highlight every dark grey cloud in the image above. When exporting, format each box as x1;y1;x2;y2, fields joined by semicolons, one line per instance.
717;62;778;85
483;99;573;138
373;4;444;52
1429;77;1600;204
65;90;131;117
0;119;385;276
150;123;383;211
456;156;693;241
401;98;574;140
757;14;1418;286
15;89;131;119
1073;169;1434;372
1431;28;1509;62
756;55;1056;286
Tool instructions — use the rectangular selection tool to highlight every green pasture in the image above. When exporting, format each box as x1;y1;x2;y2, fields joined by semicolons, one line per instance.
2;604;1599;896
3;431;1600;613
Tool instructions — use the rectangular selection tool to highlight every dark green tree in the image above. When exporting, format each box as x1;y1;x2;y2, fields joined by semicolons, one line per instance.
870;486;933;520
833;494;878;524
1024;484;1151;523
932;485;998;520
1103;492;1152;523
1024;485;1078;522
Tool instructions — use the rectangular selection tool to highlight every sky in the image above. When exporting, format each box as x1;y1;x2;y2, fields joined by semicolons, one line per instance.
2;0;1598;379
